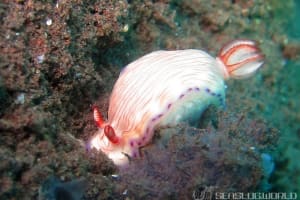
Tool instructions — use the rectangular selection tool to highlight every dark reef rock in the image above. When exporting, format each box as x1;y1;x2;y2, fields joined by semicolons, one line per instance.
0;0;299;199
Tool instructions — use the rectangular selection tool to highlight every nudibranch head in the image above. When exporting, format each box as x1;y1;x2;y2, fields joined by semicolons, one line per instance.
90;106;127;165
89;39;264;166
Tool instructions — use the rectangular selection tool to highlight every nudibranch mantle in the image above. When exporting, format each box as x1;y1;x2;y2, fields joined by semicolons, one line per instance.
90;39;264;166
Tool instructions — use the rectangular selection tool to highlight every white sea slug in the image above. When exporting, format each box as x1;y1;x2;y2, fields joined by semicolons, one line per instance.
89;39;264;166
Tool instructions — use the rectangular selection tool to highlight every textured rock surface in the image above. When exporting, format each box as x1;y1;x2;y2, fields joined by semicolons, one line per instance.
0;0;299;199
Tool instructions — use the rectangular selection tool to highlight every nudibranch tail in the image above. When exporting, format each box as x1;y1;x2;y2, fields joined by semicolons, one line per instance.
216;39;264;79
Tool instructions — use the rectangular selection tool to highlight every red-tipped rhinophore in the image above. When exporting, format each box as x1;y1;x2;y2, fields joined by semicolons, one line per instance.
104;125;119;144
92;105;105;128
92;105;119;144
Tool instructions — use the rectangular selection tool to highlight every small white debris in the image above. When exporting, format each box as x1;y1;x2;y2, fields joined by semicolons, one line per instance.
37;54;45;63
35;68;41;74
122;189;128;195
15;32;20;36
122;24;129;32
111;174;119;178
15;93;25;104
249;146;256;151
46;18;52;26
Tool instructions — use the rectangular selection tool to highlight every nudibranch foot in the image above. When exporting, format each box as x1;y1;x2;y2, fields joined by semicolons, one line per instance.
154;86;225;127
89;39;264;166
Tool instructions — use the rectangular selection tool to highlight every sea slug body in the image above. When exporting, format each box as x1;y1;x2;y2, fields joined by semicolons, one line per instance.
90;39;264;166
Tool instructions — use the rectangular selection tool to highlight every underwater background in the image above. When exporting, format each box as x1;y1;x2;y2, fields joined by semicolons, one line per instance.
0;0;299;199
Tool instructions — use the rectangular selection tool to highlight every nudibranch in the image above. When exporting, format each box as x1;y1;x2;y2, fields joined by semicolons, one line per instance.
90;39;264;166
